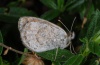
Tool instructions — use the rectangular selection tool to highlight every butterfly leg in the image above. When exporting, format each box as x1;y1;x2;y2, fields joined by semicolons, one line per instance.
69;42;77;54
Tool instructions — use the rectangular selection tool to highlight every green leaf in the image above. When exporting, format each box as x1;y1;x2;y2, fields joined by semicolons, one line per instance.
0;56;3;65
0;31;3;55
63;54;84;65
89;31;100;56
65;0;85;11
89;41;100;56
90;30;100;44
40;0;57;9
65;0;77;7
80;3;94;19
37;48;74;62
80;10;100;57
0;7;37;23
79;37;89;55
40;10;60;20
17;48;28;65
57;0;64;12
86;10;100;40
52;61;61;65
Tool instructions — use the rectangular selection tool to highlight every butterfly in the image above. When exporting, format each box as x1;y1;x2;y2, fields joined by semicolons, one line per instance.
18;17;75;52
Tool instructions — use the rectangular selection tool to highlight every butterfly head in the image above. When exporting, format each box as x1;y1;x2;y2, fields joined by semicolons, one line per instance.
68;31;75;40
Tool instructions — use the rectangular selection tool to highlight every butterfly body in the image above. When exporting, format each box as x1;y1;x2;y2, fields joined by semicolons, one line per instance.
18;17;74;52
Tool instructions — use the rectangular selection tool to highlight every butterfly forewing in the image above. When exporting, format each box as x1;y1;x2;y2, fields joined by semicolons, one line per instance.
18;17;71;52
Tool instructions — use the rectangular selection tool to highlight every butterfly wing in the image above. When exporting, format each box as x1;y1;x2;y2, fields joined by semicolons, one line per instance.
18;17;70;52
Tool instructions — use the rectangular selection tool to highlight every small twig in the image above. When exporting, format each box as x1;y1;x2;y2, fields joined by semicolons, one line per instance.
3;48;10;55
0;43;30;56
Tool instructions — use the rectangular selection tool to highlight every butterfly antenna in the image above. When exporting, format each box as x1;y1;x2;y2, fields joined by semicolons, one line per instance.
70;17;76;32
58;20;70;32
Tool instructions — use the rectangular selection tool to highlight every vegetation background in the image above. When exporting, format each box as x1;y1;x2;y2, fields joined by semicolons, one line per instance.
0;0;100;65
